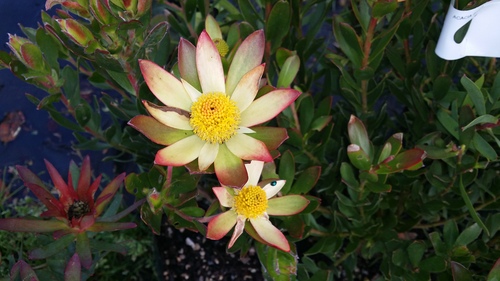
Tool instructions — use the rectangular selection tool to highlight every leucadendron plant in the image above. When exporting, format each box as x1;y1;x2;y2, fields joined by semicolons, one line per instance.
1;0;500;280
0;156;143;279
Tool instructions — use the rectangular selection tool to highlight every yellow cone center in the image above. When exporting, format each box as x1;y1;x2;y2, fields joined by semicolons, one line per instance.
233;185;268;219
213;38;229;57
190;92;240;144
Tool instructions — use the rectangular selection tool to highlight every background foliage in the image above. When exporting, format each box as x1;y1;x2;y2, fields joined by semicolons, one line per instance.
1;0;500;280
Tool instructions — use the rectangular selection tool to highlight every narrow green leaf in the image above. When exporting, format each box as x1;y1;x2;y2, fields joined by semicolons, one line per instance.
265;0;291;54
459;176;490;236
29;234;75;259
462;114;498;131
461;75;486;116
472;133;497;160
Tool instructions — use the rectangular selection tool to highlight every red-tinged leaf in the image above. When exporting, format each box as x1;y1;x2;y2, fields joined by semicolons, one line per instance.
29;234;75;259
348;115;371;157
347;144;372;170
10;260;39;281
487;257;500;280
76;232;92;269
87;221;136;232
128;115;193;146
45;159;78;206
20;43;45;71
251;126;288;151
375;148;427;174
98;198;146;223
0;218;68;232
86;175;102;209
76;156;91;201
65;253;81;281
94;173;125;216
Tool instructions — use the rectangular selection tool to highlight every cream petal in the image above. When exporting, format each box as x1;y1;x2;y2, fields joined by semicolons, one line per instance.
250;217;290;252
239;89;301;127
225;134;273;162
212;187;234;208
181;78;202;102
154;135;204;166
207;211;237;240
267;195;310;216
263;179;285;199
143;101;192;130
196;31;225;93
198;142;219;171
228;216;246;248
226;30;265;96
139;60;192;111
230;64;264;110
244;160;264;186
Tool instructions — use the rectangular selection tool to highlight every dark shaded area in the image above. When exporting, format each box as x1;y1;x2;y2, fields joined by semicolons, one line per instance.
157;223;263;281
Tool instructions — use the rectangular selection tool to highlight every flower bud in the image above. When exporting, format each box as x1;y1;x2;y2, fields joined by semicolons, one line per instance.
56;18;95;47
90;0;116;25
7;34;31;59
7;35;46;71
146;188;163;213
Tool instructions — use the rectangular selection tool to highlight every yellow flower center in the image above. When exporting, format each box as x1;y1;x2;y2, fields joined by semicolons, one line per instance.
190;92;240;144
213;38;229;57
233;185;268;219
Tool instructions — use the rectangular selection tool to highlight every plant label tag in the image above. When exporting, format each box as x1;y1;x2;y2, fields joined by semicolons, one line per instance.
435;0;500;60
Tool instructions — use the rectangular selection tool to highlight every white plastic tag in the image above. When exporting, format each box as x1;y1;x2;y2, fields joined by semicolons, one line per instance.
435;0;500;60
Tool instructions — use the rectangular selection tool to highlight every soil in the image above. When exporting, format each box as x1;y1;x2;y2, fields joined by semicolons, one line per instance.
156;224;263;281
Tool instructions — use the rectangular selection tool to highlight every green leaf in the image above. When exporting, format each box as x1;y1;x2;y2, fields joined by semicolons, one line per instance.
462;114;499;131
455;223;482;246
340;162;359;189
420;255;447;273
333;19;363;68
451;261;473;281
75;102;92;127
461;75;486;116
372;1;398;18
277;54;300;88
459;175;490;237
289;166;321;194
29;234;75;259
436;109;459;140
107;70;135;95
238;0;262;28
266;1;291;54
472;133;497;160
278;150;295;194
487;258;500;281
76;232;92;269
347;144;372;170
256;243;298;281
407;241;426;267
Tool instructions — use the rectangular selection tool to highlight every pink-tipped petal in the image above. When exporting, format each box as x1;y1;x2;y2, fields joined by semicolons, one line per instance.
231;64;264;111
128;115;193;146
181;78;202;102
24;182;66;218
267;195;310;216
178;38;202;91
226;30;265;96
0;218;68;232
198;142;219;171
139;60;192;111
228;216;245;248
196;31;225;93
154;135;205;166
244;160;264;186
143;101;192;130
94;173;125;216
76;156;91;201
45;159;78;206
214;144;248;187
206;210;237;240
65;253;81;281
250;217;290;252
263;179;285;199
225;134;273;162
86;175;102;208
212;187;234;208
240;89;301;127
16;165;44;187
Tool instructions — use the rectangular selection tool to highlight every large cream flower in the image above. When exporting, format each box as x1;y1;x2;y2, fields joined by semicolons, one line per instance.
206;161;309;252
129;30;300;187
